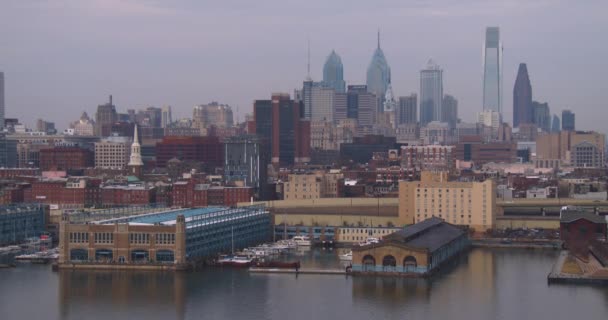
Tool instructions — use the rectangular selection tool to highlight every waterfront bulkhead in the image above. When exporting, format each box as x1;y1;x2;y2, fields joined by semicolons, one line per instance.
351;218;469;276
58;205;270;270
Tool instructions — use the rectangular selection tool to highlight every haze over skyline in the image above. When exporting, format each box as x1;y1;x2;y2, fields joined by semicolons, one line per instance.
1;0;607;131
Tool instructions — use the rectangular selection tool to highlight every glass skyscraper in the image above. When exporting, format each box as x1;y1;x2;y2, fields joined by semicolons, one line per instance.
323;50;345;93
420;60;443;126
483;27;502;114
366;32;391;108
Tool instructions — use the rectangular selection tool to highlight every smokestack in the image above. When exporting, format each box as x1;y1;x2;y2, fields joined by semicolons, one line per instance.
109;95;113;105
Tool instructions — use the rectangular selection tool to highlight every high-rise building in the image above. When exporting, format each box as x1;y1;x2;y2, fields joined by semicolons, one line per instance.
252;93;310;166
224;135;268;200
532;101;551;132
477;110;502;137
310;86;336;122
161;106;172;128
366;31;391;110
483;27;502;114
0;72;4;130
420;60;443;126
397;94;417;125
0;134;17;168
323;50;346;93
513;63;533;128
562;110;575;131
36;119;56;134
346;85;377;128
193;102;234;130
95;95;118;136
551;114;561;133
135;107;162;127
442;94;458;128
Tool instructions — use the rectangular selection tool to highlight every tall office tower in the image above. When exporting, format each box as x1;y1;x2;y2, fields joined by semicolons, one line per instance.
323;50;346;93
397;94;417;125
252;93;310;166
366;31;391;110
532;101;551;132
135;107;162;127
483;26;503;114
551;114;561;133
420;60;443;126
346;85;377;127
0;72;4;130
442;94;458;128
161;106;172;128
562;110;575;131
513;63;533;127
310;86;336;122
95;95;118;136
224;135;269;200
193;102;234;129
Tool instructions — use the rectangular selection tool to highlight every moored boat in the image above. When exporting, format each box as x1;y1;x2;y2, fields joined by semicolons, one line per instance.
292;236;312;246
339;251;352;261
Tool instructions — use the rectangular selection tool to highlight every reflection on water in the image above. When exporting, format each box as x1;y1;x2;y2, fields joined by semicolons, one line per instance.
1;248;608;320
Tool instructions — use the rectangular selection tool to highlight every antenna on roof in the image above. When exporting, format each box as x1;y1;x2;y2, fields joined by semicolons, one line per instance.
377;28;381;49
306;37;311;81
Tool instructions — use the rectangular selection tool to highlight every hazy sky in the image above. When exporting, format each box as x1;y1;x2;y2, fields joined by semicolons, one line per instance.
1;0;607;132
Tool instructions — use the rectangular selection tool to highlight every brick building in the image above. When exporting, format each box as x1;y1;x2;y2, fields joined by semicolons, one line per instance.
171;180;252;207
26;178;101;208
39;147;94;171
454;136;517;166
101;185;156;206
155;136;223;168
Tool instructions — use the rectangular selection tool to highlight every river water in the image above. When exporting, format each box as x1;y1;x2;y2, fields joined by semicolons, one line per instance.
1;248;607;320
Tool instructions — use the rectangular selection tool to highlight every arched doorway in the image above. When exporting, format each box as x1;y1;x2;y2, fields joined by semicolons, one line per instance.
95;249;113;262
70;249;88;261
404;255;417;272
362;254;376;272
130;249;149;263
382;255;397;272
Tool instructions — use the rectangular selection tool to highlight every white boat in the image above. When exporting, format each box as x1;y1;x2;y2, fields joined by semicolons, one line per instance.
358;237;380;246
339;251;352;261
292;236;312;246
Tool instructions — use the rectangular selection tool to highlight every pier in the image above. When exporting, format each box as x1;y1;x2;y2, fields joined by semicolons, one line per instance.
249;267;348;275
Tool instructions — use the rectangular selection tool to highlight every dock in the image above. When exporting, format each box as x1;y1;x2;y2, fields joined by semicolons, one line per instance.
548;250;608;285
249;267;348;275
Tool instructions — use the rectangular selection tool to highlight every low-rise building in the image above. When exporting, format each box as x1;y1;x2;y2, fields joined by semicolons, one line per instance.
283;172;343;200
58;205;270;270
351;218;468;276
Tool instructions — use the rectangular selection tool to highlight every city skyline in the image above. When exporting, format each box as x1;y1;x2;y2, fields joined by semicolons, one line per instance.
1;1;607;133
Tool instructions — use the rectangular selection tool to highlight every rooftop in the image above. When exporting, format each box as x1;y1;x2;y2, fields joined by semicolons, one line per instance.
383;217;466;252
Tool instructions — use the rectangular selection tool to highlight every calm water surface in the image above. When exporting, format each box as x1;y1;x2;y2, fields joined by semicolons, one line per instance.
1;248;607;320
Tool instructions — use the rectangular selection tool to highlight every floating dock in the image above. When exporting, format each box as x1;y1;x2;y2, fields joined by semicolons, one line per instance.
249;267;348;275
548;251;608;285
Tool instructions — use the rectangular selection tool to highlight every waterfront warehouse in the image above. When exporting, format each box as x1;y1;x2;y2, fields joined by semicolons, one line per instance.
0;204;46;245
58;205;270;270
351;217;468;276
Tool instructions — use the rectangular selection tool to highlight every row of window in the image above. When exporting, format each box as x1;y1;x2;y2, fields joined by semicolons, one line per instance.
129;233;150;244
69;232;88;243
95;232;114;244
157;233;176;245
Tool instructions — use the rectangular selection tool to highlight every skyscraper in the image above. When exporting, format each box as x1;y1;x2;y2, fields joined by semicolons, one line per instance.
346;85;377;127
483;27;502;114
366;31;391;110
161;106;172;128
442;94;458;128
420;60;443;126
253;93;310;166
95;95;118;136
0;72;4;130
513;63;533;128
397;94;417;125
323;50;346;93
551;114;561;133
532;101;551;132
562;110;575;131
